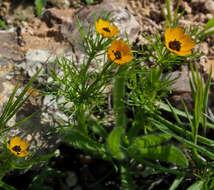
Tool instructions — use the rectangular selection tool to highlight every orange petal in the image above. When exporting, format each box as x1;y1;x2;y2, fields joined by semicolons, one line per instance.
165;28;174;43
176;50;192;56
20;140;29;150
172;27;184;39
165;27;184;43
180;35;195;51
19;150;29;157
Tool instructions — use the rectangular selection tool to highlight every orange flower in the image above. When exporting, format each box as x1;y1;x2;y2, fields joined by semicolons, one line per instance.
95;19;120;38
107;40;133;65
7;136;29;157
165;27;195;56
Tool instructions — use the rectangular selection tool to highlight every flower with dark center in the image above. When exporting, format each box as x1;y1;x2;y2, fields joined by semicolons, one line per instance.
8;136;29;157
12;145;21;154
169;40;181;51
165;27;195;56
108;40;133;65
95;19;120;38
102;27;111;32
114;51;122;59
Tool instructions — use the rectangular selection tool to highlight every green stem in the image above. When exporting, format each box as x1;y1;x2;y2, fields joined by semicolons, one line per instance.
113;65;127;128
77;105;87;133
87;61;112;94
120;163;136;190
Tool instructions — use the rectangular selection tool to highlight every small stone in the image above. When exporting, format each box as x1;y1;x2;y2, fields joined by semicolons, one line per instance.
26;134;32;141
206;13;213;20
43;95;55;107
64;102;74;109
200;42;209;55
205;0;214;14
170;66;191;93
54;149;60;157
204;59;214;79
191;0;205;3
55;111;68;122
182;1;192;14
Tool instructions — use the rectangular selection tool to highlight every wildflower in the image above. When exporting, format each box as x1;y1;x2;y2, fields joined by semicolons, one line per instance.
8;136;29;157
108;40;133;65
95;19;120;38
165;27;195;56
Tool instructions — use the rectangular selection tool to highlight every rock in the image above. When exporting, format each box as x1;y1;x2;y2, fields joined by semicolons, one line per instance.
59;1;140;52
191;0;205;3
0;62;16;114
205;0;214;14
169;93;194;113
204;59;214;80
181;1;192;14
206;13;213;20
0;28;24;65
168;66;194;112
200;42;209;55
170;66;191;93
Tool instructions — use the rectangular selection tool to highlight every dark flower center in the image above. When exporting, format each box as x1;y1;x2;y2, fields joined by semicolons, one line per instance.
102;27;111;32
12;145;21;154
114;51;122;59
169;40;181;51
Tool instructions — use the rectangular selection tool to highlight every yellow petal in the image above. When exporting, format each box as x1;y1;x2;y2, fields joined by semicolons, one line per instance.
176;50;192;56
10;136;22;147
180;35;195;51
165;28;174;43
165;27;184;43
95;19;120;38
107;40;133;64
19;150;29;157
20;140;29;150
172;27;184;39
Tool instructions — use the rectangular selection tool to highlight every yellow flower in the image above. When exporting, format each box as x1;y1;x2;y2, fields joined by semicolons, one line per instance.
95;19;120;38
107;40;133;65
165;27;195;56
7;136;29;157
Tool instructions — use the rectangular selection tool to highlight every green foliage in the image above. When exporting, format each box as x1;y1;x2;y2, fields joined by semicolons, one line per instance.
186;181;204;190
6;0;212;188
0;19;8;30
0;69;40;134
162;0;184;28
131;145;188;167
0;69;55;183
197;18;214;41
0;180;17;190
128;134;188;167
129;133;171;148
120;164;136;190
107;127;125;160
62;127;109;159
169;176;184;190
84;0;101;5
35;0;47;17
28;166;65;190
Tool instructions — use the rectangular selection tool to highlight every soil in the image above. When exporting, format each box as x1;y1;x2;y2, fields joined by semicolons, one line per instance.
1;0;214;189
